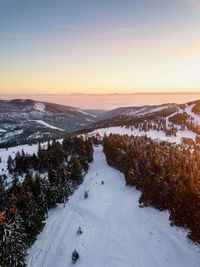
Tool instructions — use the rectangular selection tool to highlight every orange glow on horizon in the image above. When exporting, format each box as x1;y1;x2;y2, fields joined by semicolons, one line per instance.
0;0;200;96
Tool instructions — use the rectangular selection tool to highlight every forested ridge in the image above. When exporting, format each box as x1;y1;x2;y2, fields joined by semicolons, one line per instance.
82;104;200;143
0;137;93;266
103;134;200;244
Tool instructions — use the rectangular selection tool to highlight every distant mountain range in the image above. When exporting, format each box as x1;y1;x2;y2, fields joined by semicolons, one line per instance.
1;98;200;147
0;99;104;147
81;100;200;144
97;103;178;120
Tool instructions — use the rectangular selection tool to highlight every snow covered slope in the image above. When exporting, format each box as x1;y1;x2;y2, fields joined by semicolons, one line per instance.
0;99;97;146
87;100;200;145
98;103;177;120
29;120;64;131
0;139;62;186
0;142;48;185
91;126;197;144
26;146;200;267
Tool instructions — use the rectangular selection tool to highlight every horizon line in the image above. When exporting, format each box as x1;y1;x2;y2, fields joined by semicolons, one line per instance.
1;91;200;97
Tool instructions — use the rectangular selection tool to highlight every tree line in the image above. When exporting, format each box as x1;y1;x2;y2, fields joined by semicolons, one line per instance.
103;134;200;244
0;136;93;266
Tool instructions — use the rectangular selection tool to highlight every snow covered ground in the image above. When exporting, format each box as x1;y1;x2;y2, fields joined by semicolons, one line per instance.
27;146;200;267
77;109;97;118
124;104;176;117
186;104;200;126
29;120;64;131
91;126;197;144
0;143;41;185
34;103;46;112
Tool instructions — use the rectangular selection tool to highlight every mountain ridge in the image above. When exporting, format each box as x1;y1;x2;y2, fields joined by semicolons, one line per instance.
0;99;98;147
1;98;200;147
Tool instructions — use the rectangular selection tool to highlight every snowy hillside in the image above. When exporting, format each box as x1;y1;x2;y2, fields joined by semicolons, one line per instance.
90;126;197;144
0;139;62;186
0;99;97;147
0;142;48;186
2;98;200;148
87;100;200;146
27;146;200;267
99;103;177;120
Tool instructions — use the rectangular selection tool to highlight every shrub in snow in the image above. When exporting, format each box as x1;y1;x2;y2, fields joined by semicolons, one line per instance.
72;250;79;264
77;226;83;235
84;190;89;199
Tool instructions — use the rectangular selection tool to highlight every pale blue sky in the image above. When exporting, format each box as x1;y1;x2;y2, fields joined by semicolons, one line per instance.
0;0;200;94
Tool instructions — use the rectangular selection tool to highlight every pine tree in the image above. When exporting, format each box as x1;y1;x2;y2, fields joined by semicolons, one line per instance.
7;155;14;174
0;177;6;211
34;174;48;215
69;156;83;187
48;168;57;184
18;191;45;246
0;208;27;267
45;181;59;208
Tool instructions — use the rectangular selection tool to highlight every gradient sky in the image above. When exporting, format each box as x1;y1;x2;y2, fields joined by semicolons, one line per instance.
0;0;200;95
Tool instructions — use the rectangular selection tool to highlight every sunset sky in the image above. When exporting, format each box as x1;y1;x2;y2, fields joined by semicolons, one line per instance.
0;0;200;95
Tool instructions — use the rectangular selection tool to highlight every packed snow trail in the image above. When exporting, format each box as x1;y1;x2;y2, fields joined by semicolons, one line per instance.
27;146;200;267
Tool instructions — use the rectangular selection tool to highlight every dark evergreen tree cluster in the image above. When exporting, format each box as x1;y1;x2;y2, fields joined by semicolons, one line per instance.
8;137;93;178
123;116;178;137
0;136;93;266
122;111;200;137
103;134;200;244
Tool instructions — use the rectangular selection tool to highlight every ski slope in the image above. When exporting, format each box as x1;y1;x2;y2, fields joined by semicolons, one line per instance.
91;126;197;144
27;146;200;267
29;120;64;131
